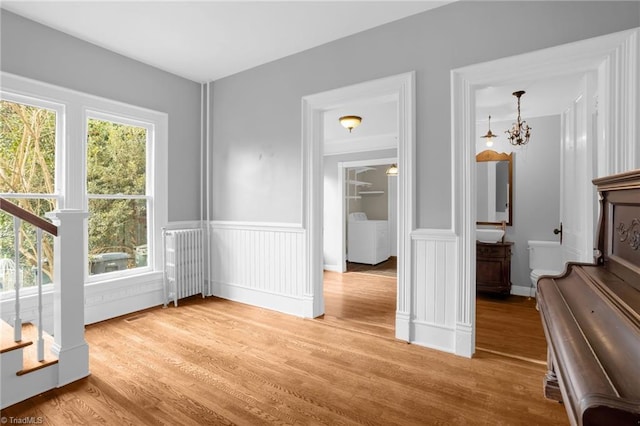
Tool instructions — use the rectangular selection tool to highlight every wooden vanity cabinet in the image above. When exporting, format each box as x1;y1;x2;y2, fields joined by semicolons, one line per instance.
476;241;513;295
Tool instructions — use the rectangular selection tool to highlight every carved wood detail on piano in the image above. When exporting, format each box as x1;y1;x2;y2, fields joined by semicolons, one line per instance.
617;218;640;250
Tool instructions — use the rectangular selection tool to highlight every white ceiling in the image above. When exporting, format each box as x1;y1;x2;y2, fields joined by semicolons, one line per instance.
2;1;453;83
476;73;585;124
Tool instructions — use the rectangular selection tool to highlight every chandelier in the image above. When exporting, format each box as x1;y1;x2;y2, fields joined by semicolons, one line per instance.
505;90;531;146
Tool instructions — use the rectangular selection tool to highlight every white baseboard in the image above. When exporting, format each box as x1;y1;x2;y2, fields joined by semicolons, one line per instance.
511;285;536;298
410;320;456;354
455;322;474;358
210;280;305;318
395;311;410;342
323;264;342;273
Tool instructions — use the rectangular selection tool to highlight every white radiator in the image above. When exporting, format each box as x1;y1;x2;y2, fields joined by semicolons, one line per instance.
163;228;205;307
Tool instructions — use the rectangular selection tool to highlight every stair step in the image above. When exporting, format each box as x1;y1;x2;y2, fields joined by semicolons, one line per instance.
16;323;58;375
1;320;58;375
1;320;32;354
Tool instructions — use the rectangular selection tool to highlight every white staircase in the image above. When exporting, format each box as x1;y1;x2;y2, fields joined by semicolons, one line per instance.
0;199;90;410
1;320;59;408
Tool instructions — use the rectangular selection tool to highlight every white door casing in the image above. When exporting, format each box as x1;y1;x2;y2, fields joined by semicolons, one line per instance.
302;72;415;342
560;73;597;263
334;158;398;273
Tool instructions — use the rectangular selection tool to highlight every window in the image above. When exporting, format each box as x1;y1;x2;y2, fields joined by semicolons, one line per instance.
1;72;167;288
86;115;151;277
0;95;62;292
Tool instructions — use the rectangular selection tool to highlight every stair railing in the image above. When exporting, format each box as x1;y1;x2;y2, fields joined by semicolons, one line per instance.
0;198;58;361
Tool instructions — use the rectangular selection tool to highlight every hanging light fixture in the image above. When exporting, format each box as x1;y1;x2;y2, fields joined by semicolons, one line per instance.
339;115;362;133
480;115;498;147
505;90;532;146
386;164;398;176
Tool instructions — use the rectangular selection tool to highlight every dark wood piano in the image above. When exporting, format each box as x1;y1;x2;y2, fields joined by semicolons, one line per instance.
537;169;640;426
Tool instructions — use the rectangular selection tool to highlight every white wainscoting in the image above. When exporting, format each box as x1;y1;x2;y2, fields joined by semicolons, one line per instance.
410;229;458;353
209;221;306;317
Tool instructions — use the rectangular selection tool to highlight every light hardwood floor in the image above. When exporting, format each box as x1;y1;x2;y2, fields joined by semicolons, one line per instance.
321;269;547;364
1;272;567;425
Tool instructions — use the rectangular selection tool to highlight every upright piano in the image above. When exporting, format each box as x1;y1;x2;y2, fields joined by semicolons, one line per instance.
537;169;640;426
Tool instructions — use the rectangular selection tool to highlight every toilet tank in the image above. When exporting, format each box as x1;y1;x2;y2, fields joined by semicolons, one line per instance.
528;240;564;271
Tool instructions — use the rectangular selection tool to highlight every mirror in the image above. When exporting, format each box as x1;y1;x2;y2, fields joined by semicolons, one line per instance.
476;150;513;226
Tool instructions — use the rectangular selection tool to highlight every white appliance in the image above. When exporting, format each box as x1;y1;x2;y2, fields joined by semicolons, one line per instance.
347;212;390;265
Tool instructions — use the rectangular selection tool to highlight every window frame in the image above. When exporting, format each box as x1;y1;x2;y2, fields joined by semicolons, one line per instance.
85;111;154;281
1;72;168;288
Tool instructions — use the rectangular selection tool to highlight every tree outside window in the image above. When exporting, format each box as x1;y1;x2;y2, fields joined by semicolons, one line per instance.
86;118;149;276
0;100;56;290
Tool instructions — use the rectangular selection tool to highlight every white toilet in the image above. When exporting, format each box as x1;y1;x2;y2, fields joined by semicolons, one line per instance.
528;240;565;291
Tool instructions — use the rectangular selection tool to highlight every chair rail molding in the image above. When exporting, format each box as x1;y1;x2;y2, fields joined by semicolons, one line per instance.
451;27;639;358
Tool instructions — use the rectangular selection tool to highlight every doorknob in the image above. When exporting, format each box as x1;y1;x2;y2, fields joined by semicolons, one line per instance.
553;222;563;244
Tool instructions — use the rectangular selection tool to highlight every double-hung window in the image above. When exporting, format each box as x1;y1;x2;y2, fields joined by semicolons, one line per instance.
0;93;62;292
86;113;152;277
1;73;167;287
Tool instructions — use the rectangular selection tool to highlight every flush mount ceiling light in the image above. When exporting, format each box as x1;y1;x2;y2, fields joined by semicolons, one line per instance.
480;115;498;147
505;90;532;146
339;115;362;133
386;164;398;176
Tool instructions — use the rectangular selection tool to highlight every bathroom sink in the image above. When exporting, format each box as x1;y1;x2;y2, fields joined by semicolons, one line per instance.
476;229;504;243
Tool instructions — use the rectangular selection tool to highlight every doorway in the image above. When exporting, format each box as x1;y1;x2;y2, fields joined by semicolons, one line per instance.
301;72;415;342
319;158;398;338
452;27;639;357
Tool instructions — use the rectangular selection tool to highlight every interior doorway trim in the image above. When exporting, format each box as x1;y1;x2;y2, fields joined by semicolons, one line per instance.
336;157;398;273
451;28;639;357
301;72;415;342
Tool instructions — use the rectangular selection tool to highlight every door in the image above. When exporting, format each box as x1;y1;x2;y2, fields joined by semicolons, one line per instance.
560;73;597;263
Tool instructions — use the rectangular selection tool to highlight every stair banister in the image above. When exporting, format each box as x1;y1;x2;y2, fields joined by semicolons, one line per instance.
1;198;59;347
1;199;89;388
0;198;58;237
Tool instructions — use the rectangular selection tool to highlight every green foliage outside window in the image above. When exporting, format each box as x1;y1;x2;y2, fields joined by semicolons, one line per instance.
0;100;149;288
0;100;56;286
87;119;147;274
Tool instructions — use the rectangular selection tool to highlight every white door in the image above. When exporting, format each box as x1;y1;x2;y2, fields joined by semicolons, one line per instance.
560;73;597;263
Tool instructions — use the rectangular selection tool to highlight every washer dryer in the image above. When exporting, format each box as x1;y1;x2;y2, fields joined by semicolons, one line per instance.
347;212;390;265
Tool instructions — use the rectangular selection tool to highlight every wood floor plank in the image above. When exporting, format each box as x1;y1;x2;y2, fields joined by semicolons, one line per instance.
1;273;566;425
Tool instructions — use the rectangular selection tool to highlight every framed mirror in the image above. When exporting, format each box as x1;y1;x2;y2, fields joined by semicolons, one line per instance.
476;150;513;226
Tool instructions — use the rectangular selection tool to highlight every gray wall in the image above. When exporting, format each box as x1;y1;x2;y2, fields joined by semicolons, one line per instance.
211;1;639;227
476;115;562;290
359;166;389;221
0;10;202;222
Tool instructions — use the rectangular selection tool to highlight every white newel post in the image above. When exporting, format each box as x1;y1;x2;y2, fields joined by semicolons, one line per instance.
45;210;90;386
